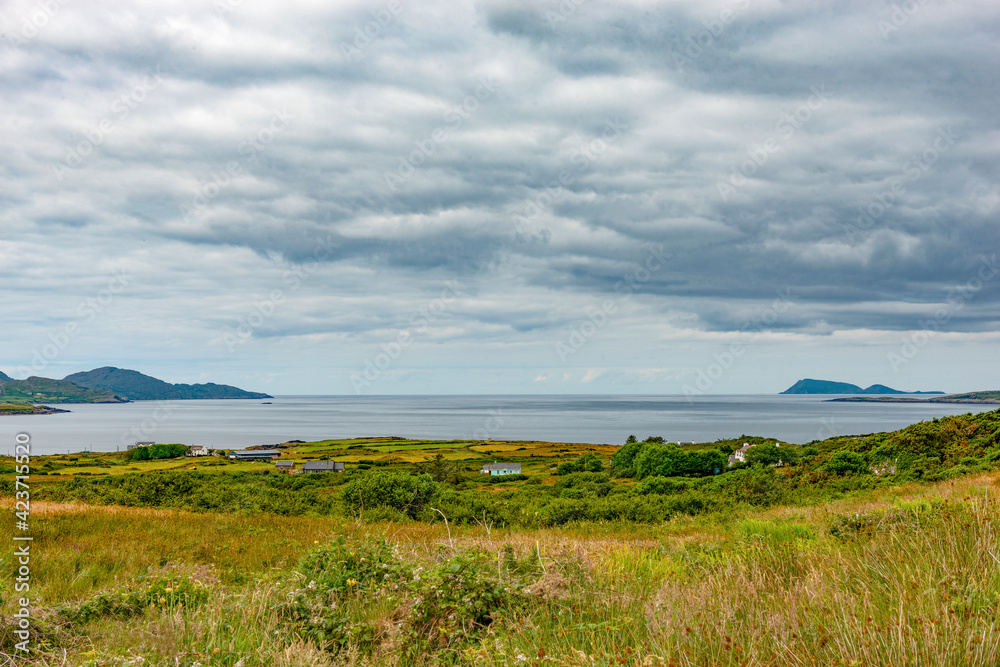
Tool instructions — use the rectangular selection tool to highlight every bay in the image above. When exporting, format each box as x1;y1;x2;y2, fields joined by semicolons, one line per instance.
3;394;996;456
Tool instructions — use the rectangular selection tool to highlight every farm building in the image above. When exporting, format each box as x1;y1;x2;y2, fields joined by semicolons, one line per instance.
481;462;521;476
275;460;295;471
228;449;281;460
302;460;345;473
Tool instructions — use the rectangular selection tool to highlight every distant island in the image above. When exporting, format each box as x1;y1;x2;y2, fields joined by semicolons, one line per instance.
0;366;271;408
780;379;944;395
829;391;1000;405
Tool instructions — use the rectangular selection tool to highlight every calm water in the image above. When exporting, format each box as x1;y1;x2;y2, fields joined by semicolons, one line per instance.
3;395;996;455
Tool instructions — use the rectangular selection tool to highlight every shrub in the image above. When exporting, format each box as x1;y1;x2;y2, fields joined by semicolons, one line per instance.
488;473;529;483
635;475;689;495
297;537;410;597
556;453;604;475
553;472;611;498
280;538;410;654
403;550;526;657
825;451;868;476
60;575;210;624
341;471;437;518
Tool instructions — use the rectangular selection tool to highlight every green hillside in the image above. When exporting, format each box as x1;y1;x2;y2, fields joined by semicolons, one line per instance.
64;366;272;400
0;376;125;404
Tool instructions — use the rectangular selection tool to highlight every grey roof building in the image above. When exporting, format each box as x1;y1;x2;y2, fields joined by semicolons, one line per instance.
228;449;281;460
302;460;345;473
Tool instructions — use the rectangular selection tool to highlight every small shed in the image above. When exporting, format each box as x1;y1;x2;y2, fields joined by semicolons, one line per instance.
302;460;345;473
275;460;295;471
481;462;521;476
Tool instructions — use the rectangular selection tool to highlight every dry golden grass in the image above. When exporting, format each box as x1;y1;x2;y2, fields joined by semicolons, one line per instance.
4;473;999;666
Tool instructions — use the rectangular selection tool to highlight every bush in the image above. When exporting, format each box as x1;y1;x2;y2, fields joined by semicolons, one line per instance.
296;537;410;597
553;472;611;498
556;453;604;475
635;475;689;495
60;575;210;624
825;451;868;476
279;538;412;654
488;473;528;483
403;550;526;657
341;471;437;518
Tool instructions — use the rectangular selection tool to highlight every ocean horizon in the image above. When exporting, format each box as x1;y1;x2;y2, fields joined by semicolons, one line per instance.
4;394;996;456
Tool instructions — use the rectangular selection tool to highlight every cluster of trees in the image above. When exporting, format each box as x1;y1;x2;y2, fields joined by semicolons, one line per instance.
609;436;805;480
610;437;728;478
124;444;188;462
555;453;603;475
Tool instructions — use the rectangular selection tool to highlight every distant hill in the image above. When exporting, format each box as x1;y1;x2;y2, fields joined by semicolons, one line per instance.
0;370;11;381
63;367;272;401
782;379;864;394
0;376;126;404
830;391;1000;405
781;379;944;395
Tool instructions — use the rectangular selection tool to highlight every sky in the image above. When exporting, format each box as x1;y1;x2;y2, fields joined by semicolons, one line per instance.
1;0;998;396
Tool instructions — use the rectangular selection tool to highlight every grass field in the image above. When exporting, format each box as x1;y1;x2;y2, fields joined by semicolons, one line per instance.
3;414;1000;665
2;472;998;665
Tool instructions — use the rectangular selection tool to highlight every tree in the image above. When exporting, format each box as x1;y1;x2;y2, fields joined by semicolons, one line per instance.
745;443;797;467
825;451;867;476
416;453;459;484
609;440;645;477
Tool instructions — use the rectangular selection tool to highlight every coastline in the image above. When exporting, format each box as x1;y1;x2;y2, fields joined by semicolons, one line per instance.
0;403;71;415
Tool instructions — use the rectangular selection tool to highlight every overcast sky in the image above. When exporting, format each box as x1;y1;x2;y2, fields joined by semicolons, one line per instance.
1;0;998;395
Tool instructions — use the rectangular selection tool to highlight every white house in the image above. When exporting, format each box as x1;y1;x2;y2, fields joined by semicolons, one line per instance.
188;445;209;457
481;462;521;476
728;442;753;467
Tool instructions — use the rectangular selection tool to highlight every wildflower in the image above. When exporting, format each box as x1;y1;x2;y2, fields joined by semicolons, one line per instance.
346;578;358;587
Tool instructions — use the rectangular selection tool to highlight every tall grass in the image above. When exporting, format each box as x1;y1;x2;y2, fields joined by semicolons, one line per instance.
3;475;998;666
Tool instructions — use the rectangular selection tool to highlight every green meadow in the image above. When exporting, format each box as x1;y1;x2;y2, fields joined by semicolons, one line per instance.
2;410;1000;665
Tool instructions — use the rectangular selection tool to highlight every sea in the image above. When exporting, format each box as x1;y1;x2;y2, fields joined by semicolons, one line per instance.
3;395;997;456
